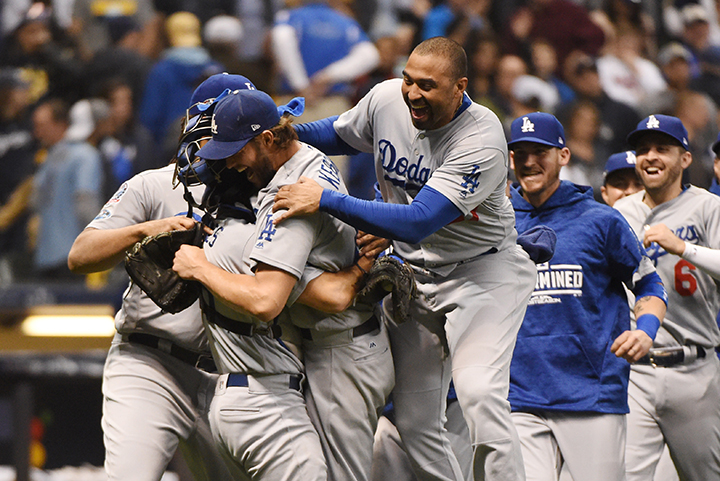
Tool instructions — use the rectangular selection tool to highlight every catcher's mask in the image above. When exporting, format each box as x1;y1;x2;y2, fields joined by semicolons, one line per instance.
174;88;234;188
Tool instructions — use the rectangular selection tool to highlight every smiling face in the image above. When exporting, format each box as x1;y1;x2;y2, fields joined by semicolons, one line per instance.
601;168;644;206
401;52;467;131
633;132;691;203
511;141;570;207
225;134;276;188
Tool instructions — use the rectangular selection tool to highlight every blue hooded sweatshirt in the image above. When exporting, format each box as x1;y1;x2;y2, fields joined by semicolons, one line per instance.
509;181;648;414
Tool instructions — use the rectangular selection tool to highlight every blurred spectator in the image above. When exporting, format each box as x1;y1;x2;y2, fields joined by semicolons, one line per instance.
97;78;158;200
590;0;657;57
84;17;153;109
664;0;720;47
485;54;527;125
678;3;720;106
596;27;667;110
674;90;718;188
31;98;102;280
466;33;501;105
502;0;605;80
558;52;641;154
0;68;36;282
0;2;86;104
643;41;719;122
559;99;610;200
510;74;559;118
138;11;221;150
270;0;380;119
529;39;575;105
69;0;160;61
421;0;493;46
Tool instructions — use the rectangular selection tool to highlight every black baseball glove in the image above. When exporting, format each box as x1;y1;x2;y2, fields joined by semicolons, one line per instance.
357;254;418;323
125;222;206;314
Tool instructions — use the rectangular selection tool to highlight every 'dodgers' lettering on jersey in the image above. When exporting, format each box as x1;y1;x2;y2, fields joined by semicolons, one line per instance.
529;263;584;305
645;224;699;264
378;139;430;190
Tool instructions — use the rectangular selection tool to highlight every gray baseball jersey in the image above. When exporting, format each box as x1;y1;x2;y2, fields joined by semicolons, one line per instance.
87;165;207;352
249;142;394;481
333;78;516;272
614;187;720;349
89;165;234;481
614;186;720;480
200;215;305;376
250;142;372;329
326;78;537;481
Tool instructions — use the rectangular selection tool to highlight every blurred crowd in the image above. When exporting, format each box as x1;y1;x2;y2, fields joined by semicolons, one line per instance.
1;0;720;286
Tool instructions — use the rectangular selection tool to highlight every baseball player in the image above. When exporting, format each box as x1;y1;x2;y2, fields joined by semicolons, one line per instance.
506;112;667;481
711;132;720;196
600;150;680;481
613;114;720;480
601;151;644;207
173;88;394;481
272;37;537;481
65;73;258;481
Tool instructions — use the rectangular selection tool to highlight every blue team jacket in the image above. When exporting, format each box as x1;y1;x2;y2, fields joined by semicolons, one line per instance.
509;181;647;414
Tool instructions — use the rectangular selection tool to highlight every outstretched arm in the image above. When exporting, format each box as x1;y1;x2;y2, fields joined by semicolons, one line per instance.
273;177;462;243
68;216;203;274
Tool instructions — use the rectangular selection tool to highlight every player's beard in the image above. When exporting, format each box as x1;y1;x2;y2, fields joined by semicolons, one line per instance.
250;149;277;188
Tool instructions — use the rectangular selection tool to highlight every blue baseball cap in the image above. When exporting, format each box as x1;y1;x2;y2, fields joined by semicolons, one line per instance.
603;151;637;183
711;132;720;156
196;89;280;160
626;114;689;150
188;73;255;114
507;112;566;149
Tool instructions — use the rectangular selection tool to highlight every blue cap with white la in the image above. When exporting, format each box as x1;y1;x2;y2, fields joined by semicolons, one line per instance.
604;151;637;177
188;73;256;117
626;114;689;150
508;112;566;149
196;89;281;160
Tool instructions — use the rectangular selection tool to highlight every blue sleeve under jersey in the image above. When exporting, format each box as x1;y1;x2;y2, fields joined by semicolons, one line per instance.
294;116;360;156
320;185;462;243
631;271;668;305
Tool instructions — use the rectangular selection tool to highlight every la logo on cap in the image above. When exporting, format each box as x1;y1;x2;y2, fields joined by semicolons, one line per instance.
211;115;218;134
521;117;535;133
646;115;660;129
626;151;636;164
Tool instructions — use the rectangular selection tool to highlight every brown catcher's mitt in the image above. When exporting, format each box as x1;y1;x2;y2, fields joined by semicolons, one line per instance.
125;222;206;314
357;254;418;323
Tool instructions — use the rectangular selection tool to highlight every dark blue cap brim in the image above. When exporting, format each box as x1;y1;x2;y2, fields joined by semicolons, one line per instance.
508;136;563;148
627;129;688;151
196;137;251;160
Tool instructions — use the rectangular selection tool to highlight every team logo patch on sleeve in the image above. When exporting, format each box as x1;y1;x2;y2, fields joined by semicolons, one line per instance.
255;213;277;249
460;165;481;196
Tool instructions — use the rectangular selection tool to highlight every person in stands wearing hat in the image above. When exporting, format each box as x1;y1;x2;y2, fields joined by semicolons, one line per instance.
613;114;720;480
138;11;221;150
172;88;393;481
601;150;643;207
507;111;667;481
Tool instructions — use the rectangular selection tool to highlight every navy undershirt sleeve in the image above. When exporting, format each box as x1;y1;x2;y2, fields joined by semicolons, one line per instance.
319;185;463;243
294;116;360;156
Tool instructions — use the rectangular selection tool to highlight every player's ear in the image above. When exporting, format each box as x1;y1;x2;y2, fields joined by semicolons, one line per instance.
509;150;516;170
558;147;571;167
681;150;692;169
456;77;468;94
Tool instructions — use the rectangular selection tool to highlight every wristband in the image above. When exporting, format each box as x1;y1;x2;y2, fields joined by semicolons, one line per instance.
355;263;369;276
636;313;661;340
